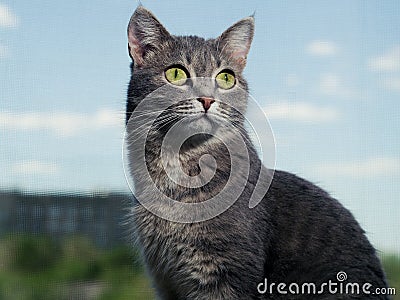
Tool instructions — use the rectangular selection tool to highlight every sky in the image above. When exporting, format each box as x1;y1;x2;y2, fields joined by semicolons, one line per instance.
0;1;399;252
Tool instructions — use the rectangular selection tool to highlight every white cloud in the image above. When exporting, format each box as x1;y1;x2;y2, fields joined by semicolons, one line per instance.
319;73;354;97
0;108;123;136
306;40;338;56
383;77;400;92
368;46;400;72
263;102;339;123
12;160;59;175
313;157;400;178
0;3;18;28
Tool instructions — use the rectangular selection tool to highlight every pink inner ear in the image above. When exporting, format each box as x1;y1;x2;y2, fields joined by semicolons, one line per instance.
128;31;144;66
228;41;251;68
231;49;248;59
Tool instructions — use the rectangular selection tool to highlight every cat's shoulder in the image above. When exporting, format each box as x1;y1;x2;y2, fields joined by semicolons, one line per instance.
269;169;331;198
266;169;350;216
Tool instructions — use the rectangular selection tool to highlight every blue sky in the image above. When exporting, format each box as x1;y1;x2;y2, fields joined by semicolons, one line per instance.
0;1;399;252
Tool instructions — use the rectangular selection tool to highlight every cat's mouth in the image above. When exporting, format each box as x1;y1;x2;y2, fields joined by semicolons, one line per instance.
150;98;232;140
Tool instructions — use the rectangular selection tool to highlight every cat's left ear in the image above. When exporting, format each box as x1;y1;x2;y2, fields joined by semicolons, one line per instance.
217;16;255;69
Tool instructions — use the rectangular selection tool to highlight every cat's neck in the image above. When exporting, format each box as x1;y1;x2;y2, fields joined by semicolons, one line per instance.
146;134;232;176
129;126;259;203
141;133;232;200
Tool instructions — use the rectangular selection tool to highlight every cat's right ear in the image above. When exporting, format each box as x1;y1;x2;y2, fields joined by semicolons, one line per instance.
127;6;171;67
217;16;255;69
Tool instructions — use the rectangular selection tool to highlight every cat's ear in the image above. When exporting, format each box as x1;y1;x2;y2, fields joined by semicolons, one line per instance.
217;16;255;68
127;6;171;67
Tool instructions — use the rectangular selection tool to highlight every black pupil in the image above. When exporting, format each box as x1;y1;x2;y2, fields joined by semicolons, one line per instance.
224;74;228;82
174;69;178;78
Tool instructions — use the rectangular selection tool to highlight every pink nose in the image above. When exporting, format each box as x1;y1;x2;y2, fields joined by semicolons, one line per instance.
197;97;215;112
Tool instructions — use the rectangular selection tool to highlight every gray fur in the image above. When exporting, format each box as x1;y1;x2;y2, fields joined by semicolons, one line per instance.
126;6;388;299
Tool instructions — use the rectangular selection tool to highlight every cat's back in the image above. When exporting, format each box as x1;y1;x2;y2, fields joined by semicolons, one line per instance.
262;170;388;294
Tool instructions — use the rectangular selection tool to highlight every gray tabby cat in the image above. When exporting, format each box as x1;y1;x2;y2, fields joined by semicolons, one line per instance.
125;6;389;300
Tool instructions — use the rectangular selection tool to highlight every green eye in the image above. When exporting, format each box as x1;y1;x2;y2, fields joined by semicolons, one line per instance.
216;71;235;89
165;67;188;85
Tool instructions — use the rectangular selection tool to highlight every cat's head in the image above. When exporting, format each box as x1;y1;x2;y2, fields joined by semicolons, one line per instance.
126;6;254;147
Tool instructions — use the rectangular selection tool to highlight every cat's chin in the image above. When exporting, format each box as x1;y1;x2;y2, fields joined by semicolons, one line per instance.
178;113;219;134
172;114;222;150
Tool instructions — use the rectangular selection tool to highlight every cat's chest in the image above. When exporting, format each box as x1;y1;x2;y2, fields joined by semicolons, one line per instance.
134;207;226;285
152;152;211;191
154;152;181;186
136;207;208;254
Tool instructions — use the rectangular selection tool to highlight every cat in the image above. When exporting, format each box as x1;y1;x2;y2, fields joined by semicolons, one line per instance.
125;6;389;300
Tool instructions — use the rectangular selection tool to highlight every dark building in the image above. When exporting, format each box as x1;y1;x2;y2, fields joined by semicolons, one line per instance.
0;190;132;248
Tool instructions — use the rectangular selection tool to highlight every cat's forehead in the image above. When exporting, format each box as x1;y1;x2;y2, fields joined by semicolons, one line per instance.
170;35;222;76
